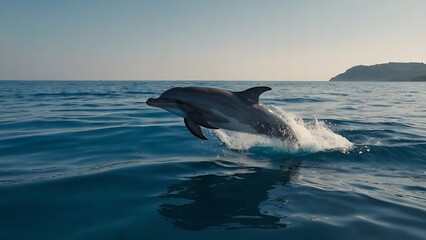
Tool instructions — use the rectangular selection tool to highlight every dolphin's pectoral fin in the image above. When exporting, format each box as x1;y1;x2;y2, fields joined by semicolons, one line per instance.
184;118;208;140
187;112;218;130
235;86;272;103
177;102;220;129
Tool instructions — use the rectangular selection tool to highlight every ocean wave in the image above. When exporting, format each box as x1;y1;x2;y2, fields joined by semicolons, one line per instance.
214;107;352;153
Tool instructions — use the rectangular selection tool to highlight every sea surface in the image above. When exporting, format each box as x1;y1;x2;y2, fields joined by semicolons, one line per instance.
0;80;425;240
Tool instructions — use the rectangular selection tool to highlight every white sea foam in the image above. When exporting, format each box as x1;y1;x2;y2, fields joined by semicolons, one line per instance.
213;106;352;153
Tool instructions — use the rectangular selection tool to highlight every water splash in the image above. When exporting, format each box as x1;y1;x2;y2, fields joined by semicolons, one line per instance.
214;106;352;153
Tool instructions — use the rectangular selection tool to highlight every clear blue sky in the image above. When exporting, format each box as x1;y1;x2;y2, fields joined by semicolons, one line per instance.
1;0;425;80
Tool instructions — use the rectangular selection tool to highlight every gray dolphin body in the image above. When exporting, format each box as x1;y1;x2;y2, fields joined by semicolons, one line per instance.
146;86;296;142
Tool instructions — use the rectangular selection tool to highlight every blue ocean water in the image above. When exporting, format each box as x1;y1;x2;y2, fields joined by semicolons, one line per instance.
0;80;425;239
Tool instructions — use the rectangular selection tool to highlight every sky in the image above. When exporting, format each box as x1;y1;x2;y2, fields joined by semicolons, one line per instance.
0;0;425;81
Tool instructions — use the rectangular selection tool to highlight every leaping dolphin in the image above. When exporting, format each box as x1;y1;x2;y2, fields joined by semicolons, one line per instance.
146;86;297;142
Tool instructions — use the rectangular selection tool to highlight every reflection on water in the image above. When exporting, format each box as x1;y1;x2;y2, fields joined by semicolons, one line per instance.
158;159;301;230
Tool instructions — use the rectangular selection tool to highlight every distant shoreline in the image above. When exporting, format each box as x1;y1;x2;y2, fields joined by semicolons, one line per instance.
330;62;426;82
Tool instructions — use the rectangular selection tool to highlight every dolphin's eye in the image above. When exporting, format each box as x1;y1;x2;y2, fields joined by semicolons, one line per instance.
176;100;184;104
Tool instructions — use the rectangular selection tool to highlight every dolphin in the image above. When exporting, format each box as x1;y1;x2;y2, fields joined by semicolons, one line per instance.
146;86;297;142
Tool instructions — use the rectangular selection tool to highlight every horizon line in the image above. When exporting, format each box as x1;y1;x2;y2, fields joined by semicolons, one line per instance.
0;79;328;82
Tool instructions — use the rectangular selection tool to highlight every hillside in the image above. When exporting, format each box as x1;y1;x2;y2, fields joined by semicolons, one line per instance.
329;62;426;82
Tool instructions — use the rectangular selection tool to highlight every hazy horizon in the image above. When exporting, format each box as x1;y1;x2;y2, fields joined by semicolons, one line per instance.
1;0;425;81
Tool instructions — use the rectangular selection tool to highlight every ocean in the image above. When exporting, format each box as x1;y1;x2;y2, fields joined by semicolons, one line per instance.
0;80;425;239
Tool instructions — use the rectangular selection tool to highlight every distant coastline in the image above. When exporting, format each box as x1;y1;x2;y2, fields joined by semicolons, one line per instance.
330;62;426;82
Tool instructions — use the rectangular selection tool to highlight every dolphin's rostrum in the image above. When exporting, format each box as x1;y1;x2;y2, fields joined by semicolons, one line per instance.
146;86;296;142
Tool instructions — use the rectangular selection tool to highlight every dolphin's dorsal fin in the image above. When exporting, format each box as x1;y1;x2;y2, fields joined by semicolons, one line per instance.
184;118;207;140
236;86;272;103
